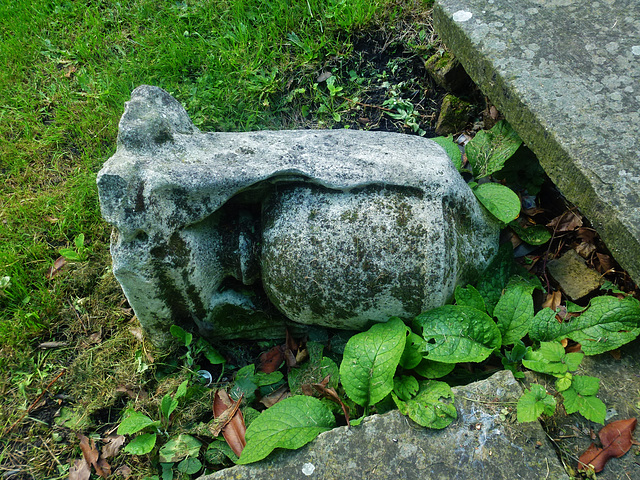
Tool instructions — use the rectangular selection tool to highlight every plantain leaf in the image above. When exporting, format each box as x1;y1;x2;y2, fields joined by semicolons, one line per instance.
529;296;640;354
392;380;457;429
340;317;407;407
414;305;501;363
237;396;335;464
466;120;522;178
472;182;520;224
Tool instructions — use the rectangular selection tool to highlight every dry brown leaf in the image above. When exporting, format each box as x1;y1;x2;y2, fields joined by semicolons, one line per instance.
115;465;133;478
542;291;562;310
596;253;613;273
259;384;290;408
575;241;597;259
46;256;67;279
38;341;68;349
69;459;91;480
128;327;144;342
547;211;583;232
578;418;637;472
258;345;284;373
312;377;350;426
213;390;246;456
101;435;126;459
78;433;109;478
577;227;597;243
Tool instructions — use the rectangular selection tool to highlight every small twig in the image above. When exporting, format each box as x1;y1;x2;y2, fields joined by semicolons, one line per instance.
68;299;87;334
4;369;66;435
459;396;517;405
39;435;63;468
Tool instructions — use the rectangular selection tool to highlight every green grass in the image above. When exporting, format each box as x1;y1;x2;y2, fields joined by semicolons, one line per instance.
0;0;437;476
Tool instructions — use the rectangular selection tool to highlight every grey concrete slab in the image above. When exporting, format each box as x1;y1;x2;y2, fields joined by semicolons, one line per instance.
434;0;640;286
199;370;569;480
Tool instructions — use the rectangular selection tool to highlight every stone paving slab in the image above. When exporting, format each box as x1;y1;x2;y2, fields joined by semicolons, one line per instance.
198;370;569;480
434;0;640;286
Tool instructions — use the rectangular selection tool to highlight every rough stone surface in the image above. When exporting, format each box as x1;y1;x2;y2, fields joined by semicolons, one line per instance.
97;86;499;343
435;94;473;136
424;51;472;93
547;249;603;301
434;0;640;286
198;370;569;480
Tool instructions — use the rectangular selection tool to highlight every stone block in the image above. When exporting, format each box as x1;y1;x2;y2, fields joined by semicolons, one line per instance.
97;85;499;344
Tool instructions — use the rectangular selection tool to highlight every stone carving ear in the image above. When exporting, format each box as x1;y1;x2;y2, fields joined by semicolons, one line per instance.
117;85;197;151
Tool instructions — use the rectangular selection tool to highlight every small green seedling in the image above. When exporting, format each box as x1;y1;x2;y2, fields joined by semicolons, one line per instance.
59;233;89;261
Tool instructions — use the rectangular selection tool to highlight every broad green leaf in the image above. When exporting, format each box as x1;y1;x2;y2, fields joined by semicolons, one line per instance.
174;380;188;400
522;341;584;377
509;222;551;246
117;411;159;435
530;296;640;354
555;373;573;392
177;457;202;475
454;285;486;312
517;384;556;422
170;325;192;347
466;120;522;178
340;317;407;407
494;278;536;345
254;371;284;387
476;242;518;316
529;308;559;341
237;396;335;464
392;380;457;429
205;438;239;464
53;406;90;430
196;338;226;364
414;305;501;363
433;135;462;171
413;359;456;379
59;248;81;261
124;433;157;455
399;332;425;370
161;463;173;480
160;394;178;421
562;376;605;423
472;182;520;224
159;434;202;463
570;375;601;396
393;375;420;401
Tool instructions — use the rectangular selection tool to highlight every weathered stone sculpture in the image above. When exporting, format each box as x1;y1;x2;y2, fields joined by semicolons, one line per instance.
97;85;499;345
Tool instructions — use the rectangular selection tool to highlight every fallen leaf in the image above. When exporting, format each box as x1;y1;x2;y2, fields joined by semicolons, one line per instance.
312;376;350;426
115;385;148;400
316;71;332;83
596;253;613;273
259;384;291;408
577;227;597;243
101;435;126;458
114;465;132;478
128;327;144;342
258;345;284;373
38;341;68;349
46;256;67;279
547;211;583;232
578;418;637;472
212;390;246;456
78;433;109;478
575;242;597;259
542;291;562;310
69;459;91;480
